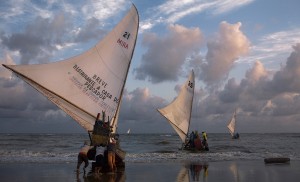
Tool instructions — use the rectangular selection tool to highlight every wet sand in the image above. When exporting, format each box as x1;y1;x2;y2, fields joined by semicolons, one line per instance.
0;160;299;182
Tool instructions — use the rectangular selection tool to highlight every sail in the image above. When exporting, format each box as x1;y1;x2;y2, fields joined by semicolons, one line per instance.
2;5;139;132
158;70;195;143
227;110;236;137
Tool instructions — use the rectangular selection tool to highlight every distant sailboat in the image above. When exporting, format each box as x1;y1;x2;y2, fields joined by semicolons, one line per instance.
227;109;240;139
157;71;208;151
3;4;139;163
127;129;131;134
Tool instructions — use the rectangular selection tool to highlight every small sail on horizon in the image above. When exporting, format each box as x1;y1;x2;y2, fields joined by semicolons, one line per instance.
127;129;131;134
2;5;139;135
158;70;195;143
227;109;237;137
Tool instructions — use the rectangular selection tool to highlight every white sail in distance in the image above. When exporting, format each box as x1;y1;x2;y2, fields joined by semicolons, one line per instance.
227;110;237;137
2;5;139;132
158;70;195;143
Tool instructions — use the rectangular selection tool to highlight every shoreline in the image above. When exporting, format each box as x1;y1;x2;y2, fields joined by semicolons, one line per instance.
0;160;299;182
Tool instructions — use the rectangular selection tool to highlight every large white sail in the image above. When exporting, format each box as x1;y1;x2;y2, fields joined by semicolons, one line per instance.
2;5;139;132
158;70;195;143
227;110;237;137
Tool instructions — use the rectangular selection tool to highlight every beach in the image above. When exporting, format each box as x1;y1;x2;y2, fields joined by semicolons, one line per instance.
0;160;299;182
1;133;300;181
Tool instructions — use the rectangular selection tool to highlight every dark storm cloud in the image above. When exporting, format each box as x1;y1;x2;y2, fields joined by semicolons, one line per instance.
74;17;106;43
116;87;172;133
120;87;166;120
134;24;203;83
271;44;300;93
193;44;300;132
1;13;71;64
0;13;106;65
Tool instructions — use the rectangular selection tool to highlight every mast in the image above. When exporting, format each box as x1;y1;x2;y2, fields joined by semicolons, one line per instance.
111;4;139;133
186;70;194;137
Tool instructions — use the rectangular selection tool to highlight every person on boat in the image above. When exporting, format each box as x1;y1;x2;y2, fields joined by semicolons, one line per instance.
76;141;94;173
107;135;117;172
202;131;207;142
184;132;192;149
233;132;239;139
201;131;209;151
194;131;203;150
189;131;195;148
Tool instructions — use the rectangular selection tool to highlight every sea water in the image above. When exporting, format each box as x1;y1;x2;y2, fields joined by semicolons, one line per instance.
0;133;299;163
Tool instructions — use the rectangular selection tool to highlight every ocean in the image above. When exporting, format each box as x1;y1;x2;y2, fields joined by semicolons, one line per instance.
1;133;299;163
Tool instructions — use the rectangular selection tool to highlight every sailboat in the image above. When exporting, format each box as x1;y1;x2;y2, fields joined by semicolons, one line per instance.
3;4;139;165
227;109;240;139
127;129;131;134
158;70;208;151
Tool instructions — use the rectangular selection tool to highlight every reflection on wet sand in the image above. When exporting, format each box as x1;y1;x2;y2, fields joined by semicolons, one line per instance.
76;169;125;182
177;162;209;182
229;162;239;182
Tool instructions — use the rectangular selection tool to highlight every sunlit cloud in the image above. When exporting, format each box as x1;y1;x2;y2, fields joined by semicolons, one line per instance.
200;21;250;88
82;0;127;21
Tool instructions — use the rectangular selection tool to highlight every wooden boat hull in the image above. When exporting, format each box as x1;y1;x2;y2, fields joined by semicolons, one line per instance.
264;157;290;164
92;149;125;173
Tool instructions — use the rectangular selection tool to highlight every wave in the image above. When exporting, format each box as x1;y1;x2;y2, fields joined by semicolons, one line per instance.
1;133;300;164
1;149;298;164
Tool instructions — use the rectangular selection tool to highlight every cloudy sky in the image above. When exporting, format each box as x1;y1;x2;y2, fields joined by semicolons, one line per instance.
1;0;300;134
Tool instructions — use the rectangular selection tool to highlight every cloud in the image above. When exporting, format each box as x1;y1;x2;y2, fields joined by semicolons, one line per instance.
117;87;172;133
245;61;269;83
239;28;300;65
194;44;300;132
211;0;255;15
134;24;203;83
271;44;300;93
120;87;165;120
200;21;250;88
0;72;82;133
73;17;106;43
140;0;255;32
0;53;15;79
0;1;130;66
81;0;127;21
1;13;72;64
